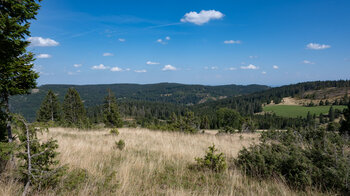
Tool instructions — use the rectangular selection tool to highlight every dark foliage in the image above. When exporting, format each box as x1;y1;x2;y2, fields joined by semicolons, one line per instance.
235;128;350;194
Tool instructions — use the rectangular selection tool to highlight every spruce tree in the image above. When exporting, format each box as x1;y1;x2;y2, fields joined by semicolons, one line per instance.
62;88;87;127
328;106;335;122
340;103;350;135
36;90;61;122
103;89;123;127
0;0;41;142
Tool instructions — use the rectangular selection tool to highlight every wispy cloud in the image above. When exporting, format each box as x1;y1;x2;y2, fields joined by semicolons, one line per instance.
228;67;237;71
134;69;147;73
28;37;59;47
211;66;218;70
92;64;109;70
37;54;52;59
224;40;241;44
241;64;258;70
110;66;123;72
306;43;331;50
262;71;267;74
146;61;160;65
157;36;171;44
303;60;315;64
118;38;126;42
74;64;82;68
273;65;279;69
181;10;224;25
162;65;177;71
249;56;258;59
103;53;114;56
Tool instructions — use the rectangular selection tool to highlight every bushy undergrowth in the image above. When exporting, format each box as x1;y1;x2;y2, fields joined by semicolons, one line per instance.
194;144;227;173
115;140;125;150
110;128;119;135
235;128;350;194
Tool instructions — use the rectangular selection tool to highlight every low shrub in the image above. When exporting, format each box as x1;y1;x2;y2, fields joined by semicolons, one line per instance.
110;128;119;135
235;128;350;194
194;144;227;173
62;168;90;191
115;140;125;150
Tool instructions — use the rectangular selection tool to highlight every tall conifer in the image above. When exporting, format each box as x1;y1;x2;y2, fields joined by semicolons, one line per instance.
62;88;86;127
36;90;61;122
103;89;123;127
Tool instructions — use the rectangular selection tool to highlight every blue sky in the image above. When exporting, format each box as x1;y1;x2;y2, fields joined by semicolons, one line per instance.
29;0;350;86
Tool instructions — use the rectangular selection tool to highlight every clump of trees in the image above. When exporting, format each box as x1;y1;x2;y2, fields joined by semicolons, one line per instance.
36;88;124;129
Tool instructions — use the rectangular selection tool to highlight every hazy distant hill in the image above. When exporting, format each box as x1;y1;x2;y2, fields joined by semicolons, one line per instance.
10;83;269;121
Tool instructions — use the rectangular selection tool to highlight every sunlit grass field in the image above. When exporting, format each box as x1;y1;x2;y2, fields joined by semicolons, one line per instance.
0;127;329;195
263;105;346;118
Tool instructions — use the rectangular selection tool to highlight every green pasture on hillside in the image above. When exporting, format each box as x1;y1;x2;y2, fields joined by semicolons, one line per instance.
263;105;347;118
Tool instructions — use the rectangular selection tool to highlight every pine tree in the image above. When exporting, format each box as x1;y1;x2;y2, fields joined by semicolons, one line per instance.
328;106;335;122
103;89;123;128
319;114;324;124
62;88;87;127
36;90;61;122
0;0;41;143
14;114;63;195
340;103;350;135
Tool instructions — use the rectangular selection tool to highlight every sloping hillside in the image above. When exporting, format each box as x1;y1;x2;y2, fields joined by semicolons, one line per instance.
9;83;269;121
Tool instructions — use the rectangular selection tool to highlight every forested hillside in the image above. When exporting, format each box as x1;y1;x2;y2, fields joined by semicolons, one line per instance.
193;80;350;116
10;83;269;121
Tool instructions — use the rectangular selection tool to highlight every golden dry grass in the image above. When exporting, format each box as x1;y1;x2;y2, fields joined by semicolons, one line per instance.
0;128;328;195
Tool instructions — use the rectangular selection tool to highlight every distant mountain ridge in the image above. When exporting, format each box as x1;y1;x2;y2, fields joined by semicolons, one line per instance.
10;83;270;121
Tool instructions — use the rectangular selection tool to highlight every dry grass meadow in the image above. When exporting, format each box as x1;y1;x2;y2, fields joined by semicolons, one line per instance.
0;128;328;195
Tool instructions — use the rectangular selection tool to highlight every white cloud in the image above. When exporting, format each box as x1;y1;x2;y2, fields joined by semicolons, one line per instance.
162;65;177;71
273;65;279;69
134;69;147;73
165;36;171;40
110;66;123;72
157;39;163;43
103;53;114;56
306;43;331;50
118;38;125;42
204;66;209;70
74;64;82;68
262;71;267;74
249;56;258;59
228;67;237;71
303;60;315;64
37;54;51;59
67;71;75;75
224;40;241;44
211;66;218;70
125;68;131;71
28;37;59;47
92;64;109;70
241;64;258;70
180;10;224;25
146;61;160;65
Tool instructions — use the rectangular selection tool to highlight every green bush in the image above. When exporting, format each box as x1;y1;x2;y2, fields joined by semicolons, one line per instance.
110;128;119;135
194;144;227;173
62;168;90;191
235;128;350;194
115;140;125;150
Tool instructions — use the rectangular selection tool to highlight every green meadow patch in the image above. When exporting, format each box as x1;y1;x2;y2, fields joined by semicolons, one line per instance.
263;105;346;118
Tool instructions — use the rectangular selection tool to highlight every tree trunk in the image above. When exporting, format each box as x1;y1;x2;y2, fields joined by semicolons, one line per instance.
4;96;13;142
